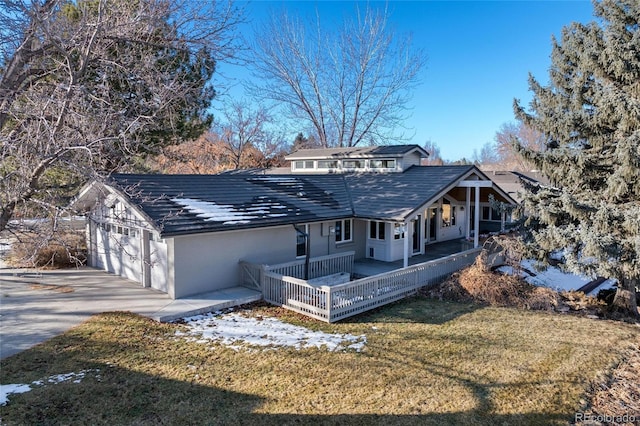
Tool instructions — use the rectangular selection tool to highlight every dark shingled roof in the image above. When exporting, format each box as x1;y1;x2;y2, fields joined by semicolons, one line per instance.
345;165;476;221
107;174;353;237
90;165;509;237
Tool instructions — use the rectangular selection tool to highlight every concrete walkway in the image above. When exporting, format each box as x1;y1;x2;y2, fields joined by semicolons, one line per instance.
0;267;261;359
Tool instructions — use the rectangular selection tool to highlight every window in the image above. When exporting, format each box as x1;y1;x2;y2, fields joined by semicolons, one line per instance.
294;160;314;170
342;159;364;169
296;225;309;257
482;206;502;221
335;219;352;242
369;159;396;169
369;221;386;240
317;160;338;169
394;223;405;240
442;200;456;227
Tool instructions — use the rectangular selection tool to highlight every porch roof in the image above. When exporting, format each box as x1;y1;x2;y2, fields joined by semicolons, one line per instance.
344;165;479;221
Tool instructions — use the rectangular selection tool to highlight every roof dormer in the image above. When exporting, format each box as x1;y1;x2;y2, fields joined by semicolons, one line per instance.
285;144;429;174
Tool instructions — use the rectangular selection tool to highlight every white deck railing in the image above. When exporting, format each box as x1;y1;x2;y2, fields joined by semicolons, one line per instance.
239;251;355;290
262;248;482;323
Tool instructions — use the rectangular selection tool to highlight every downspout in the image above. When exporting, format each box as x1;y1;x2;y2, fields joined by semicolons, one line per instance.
293;224;310;280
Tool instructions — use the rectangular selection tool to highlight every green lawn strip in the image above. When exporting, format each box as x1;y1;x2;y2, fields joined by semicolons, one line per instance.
1;298;637;425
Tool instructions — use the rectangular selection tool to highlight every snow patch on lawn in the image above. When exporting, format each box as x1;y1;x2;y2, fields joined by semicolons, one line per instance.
1;369;100;406
176;311;366;352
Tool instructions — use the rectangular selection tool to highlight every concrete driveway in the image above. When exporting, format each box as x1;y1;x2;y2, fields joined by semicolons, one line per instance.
0;267;174;360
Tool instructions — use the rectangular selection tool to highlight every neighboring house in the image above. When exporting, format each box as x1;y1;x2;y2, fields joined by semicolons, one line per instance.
72;145;516;299
480;169;549;204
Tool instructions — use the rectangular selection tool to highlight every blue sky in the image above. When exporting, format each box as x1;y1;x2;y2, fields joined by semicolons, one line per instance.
216;1;596;161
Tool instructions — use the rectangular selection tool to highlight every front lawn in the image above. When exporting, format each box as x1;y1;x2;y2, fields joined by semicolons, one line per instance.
1;298;638;425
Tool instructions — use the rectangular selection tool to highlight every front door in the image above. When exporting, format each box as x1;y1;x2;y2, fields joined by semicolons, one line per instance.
412;216;421;254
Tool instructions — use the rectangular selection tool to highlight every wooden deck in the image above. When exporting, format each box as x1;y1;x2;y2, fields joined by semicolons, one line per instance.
353;239;473;277
244;240;481;323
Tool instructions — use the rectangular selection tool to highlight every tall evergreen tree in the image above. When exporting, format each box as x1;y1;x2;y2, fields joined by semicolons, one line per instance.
514;0;640;317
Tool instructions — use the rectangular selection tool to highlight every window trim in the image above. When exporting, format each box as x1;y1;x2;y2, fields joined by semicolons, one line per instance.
296;224;310;258
342;159;365;169
317;160;338;169
335;219;353;243
393;223;405;240
293;160;315;170
481;205;502;222
369;220;386;240
369;158;397;169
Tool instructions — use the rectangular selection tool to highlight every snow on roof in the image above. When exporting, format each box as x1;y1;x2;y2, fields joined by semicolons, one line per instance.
172;198;257;224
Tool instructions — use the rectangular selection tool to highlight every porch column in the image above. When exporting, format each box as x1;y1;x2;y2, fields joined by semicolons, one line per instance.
501;211;506;232
474;185;480;248
465;187;471;240
403;222;409;268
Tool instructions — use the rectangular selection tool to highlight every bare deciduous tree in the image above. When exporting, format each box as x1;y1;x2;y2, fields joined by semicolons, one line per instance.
0;0;243;233
494;121;545;170
421;140;444;165
214;101;284;170
247;4;426;148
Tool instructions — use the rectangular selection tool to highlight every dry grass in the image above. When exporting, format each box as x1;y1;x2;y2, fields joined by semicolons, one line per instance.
1;298;639;425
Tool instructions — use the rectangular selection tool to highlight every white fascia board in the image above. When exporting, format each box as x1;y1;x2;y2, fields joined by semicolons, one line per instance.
457;180;493;188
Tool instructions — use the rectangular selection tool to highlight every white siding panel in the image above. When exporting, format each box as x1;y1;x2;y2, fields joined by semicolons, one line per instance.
149;239;168;293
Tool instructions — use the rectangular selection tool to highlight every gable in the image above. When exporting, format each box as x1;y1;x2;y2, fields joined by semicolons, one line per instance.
344;165;477;221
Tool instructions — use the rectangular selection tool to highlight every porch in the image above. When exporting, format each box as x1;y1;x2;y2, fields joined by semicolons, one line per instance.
353;238;473;277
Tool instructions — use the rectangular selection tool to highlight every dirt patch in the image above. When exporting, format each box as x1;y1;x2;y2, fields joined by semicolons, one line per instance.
576;343;640;425
28;283;75;293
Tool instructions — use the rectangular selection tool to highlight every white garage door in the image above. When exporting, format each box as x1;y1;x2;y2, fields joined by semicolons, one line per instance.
95;224;143;284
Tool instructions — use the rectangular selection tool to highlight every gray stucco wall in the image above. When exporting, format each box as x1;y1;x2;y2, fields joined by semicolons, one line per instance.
307;220;366;259
170;225;295;298
169;220;366;298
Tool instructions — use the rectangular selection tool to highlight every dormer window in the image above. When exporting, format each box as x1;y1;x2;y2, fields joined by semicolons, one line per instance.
317;160;338;169
294;160;315;170
342;159;364;169
370;159;396;169
286;144;428;173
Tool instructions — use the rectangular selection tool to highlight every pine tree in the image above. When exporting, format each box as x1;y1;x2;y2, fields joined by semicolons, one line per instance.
514;0;640;317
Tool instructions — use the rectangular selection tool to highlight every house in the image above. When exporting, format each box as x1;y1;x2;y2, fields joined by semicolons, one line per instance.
71;145;517;299
480;169;549;204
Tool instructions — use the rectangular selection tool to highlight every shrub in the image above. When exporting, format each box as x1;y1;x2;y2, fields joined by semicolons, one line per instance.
8;231;87;268
424;256;561;310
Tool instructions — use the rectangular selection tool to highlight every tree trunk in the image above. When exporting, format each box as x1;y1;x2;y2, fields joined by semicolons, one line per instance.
0;201;17;233
613;278;639;318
